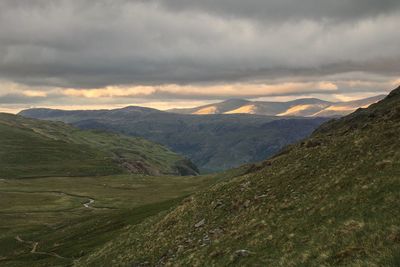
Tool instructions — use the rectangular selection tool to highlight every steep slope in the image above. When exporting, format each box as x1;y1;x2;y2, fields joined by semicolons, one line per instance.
78;86;400;266
0;113;198;178
276;103;328;117
312;95;385;117
168;99;251;115
168;95;384;117
19;108;328;172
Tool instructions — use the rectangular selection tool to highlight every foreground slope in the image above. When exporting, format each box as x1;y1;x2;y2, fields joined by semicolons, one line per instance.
168;95;384;117
78;87;400;266
19;108;328;172
0;113;198;178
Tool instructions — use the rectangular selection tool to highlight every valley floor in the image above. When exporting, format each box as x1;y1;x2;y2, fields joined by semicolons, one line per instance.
0;174;218;266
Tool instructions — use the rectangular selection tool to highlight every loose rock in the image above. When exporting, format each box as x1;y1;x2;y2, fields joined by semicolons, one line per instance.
234;249;254;257
194;219;205;228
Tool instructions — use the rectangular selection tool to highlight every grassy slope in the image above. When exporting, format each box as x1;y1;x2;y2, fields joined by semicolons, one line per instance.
77;87;400;266
0;113;197;178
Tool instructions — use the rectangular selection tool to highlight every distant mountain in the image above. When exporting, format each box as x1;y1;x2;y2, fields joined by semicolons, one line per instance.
78;87;400;266
168;95;384;117
0;113;198;178
20;108;329;172
169;99;253;115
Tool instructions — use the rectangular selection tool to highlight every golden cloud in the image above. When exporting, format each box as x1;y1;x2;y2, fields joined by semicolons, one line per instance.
60;81;338;99
62;86;156;98
22;90;48;97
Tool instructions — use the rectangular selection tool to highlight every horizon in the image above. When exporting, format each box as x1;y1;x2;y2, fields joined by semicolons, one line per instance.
0;91;387;114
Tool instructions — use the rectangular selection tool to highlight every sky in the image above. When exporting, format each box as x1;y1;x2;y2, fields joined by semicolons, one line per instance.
0;0;399;112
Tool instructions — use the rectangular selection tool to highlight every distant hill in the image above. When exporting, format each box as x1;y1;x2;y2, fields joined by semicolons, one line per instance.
77;87;400;266
168;95;384;117
0;113;198;178
19;108;328;172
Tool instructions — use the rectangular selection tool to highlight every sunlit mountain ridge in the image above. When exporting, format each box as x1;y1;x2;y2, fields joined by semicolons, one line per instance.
168;95;385;117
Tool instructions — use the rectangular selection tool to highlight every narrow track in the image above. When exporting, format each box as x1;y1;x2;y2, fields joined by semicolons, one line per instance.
15;235;70;260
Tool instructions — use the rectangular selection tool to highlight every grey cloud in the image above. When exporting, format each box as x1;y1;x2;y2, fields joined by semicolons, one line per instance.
0;0;399;93
156;0;400;22
139;89;335;101
0;94;49;104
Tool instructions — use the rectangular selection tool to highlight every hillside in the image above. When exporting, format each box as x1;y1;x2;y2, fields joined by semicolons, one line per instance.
77;86;400;266
168;95;384;117
19;108;328;172
0;113;198;178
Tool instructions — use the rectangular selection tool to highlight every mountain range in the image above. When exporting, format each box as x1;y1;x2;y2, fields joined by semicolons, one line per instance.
77;86;400;266
19;108;328;172
168;95;384;117
19;95;382;172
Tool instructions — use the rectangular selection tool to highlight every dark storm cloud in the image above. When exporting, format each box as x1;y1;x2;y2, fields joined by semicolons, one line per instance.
156;0;400;22
0;0;399;102
0;94;48;104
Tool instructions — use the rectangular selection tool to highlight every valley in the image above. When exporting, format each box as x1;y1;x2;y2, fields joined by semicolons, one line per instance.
19;108;329;172
1;88;399;266
0;174;223;266
1;1;399;266
75;86;400;266
19;94;381;173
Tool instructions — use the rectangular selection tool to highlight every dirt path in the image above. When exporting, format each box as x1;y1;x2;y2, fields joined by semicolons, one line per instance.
0;189;100;210
15;235;69;260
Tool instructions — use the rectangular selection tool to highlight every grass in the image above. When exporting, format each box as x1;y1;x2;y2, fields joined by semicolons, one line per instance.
75;87;400;266
4;89;399;266
0;110;256;267
0;113;198;178
0;174;220;267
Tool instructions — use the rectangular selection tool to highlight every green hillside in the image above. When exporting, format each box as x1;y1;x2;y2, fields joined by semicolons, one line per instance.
20;107;328;172
77;86;400;266
0;113;198;178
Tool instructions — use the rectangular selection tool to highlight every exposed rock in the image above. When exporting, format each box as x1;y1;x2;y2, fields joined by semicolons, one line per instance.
254;194;268;200
234;249;254;258
194;219;205;228
388;231;400;243
213;199;224;209
304;139;322;148
119;160;160;176
209;228;223;237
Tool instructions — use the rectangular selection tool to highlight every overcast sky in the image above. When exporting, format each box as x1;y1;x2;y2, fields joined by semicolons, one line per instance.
0;0;399;112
